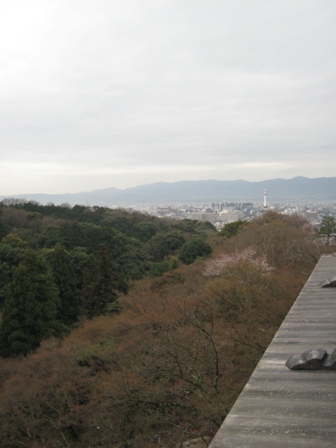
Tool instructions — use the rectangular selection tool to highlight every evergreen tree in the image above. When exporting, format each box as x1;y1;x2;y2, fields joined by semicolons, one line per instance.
81;244;117;318
0;250;61;357
0;209;9;240
179;238;212;265
218;220;246;238
51;244;79;325
0;261;11;309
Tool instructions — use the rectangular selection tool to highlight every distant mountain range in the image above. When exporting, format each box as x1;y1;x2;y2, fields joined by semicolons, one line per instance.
2;177;336;206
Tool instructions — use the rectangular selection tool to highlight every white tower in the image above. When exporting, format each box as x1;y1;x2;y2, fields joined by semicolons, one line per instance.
263;189;267;208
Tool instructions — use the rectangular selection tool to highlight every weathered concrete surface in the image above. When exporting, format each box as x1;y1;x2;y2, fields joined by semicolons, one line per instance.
209;254;336;448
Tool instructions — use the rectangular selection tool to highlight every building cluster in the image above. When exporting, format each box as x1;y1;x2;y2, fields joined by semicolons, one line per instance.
127;196;336;231
154;202;252;230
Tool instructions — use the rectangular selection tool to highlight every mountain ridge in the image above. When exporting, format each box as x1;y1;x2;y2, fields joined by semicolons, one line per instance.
1;176;336;206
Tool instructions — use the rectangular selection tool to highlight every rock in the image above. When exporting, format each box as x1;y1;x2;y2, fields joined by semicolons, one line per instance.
285;348;336;370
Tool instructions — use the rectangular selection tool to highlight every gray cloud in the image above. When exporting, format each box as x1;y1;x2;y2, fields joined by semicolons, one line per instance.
1;0;335;194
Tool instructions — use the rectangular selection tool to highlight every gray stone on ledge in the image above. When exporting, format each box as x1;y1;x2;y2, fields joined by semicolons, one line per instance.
286;348;336;370
320;276;336;287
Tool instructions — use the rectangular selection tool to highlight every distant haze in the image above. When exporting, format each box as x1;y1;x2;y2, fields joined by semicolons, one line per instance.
2;177;336;206
1;1;335;195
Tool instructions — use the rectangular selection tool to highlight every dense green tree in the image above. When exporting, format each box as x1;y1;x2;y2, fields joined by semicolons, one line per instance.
0;208;10;240
1;233;28;249
68;246;92;289
23;211;43;248
0;234;28;268
0;222;9;240
0;243;24;267
81;245;118;318
0;204;217;316
176;218;198;233
116;238;149;281
0;235;28;308
0;250;61;357
195;220;217;235
51;244;79;325
218;220;246;238
179;237;212;265
147;231;185;262
0;261;11;308
38;225;61;248
56;222;84;249
148;260;171;278
133;221;158;242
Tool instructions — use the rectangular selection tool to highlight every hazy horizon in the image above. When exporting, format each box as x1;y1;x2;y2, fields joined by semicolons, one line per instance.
2;175;336;200
1;1;335;195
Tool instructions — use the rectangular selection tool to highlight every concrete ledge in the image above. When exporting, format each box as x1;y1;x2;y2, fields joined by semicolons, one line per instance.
209;254;336;448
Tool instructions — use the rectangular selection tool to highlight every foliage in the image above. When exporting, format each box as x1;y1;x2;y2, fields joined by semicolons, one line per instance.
0;262;11;308
148;260;171;278
146;230;185;262
0;203;215;357
232;211;320;273
0;208;322;446
80;245;118;318
0;210;9;240
0;250;62;357
179;237;212;264
218;220;246;238
51;244;80;325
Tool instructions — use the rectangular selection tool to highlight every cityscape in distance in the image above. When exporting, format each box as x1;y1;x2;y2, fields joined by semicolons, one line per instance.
2;176;336;231
2;176;336;206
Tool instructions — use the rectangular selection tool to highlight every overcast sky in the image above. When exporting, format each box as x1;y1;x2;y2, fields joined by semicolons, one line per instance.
1;0;335;194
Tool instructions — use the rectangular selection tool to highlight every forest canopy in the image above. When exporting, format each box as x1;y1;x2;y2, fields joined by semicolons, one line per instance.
0;202;330;447
0;202;216;355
